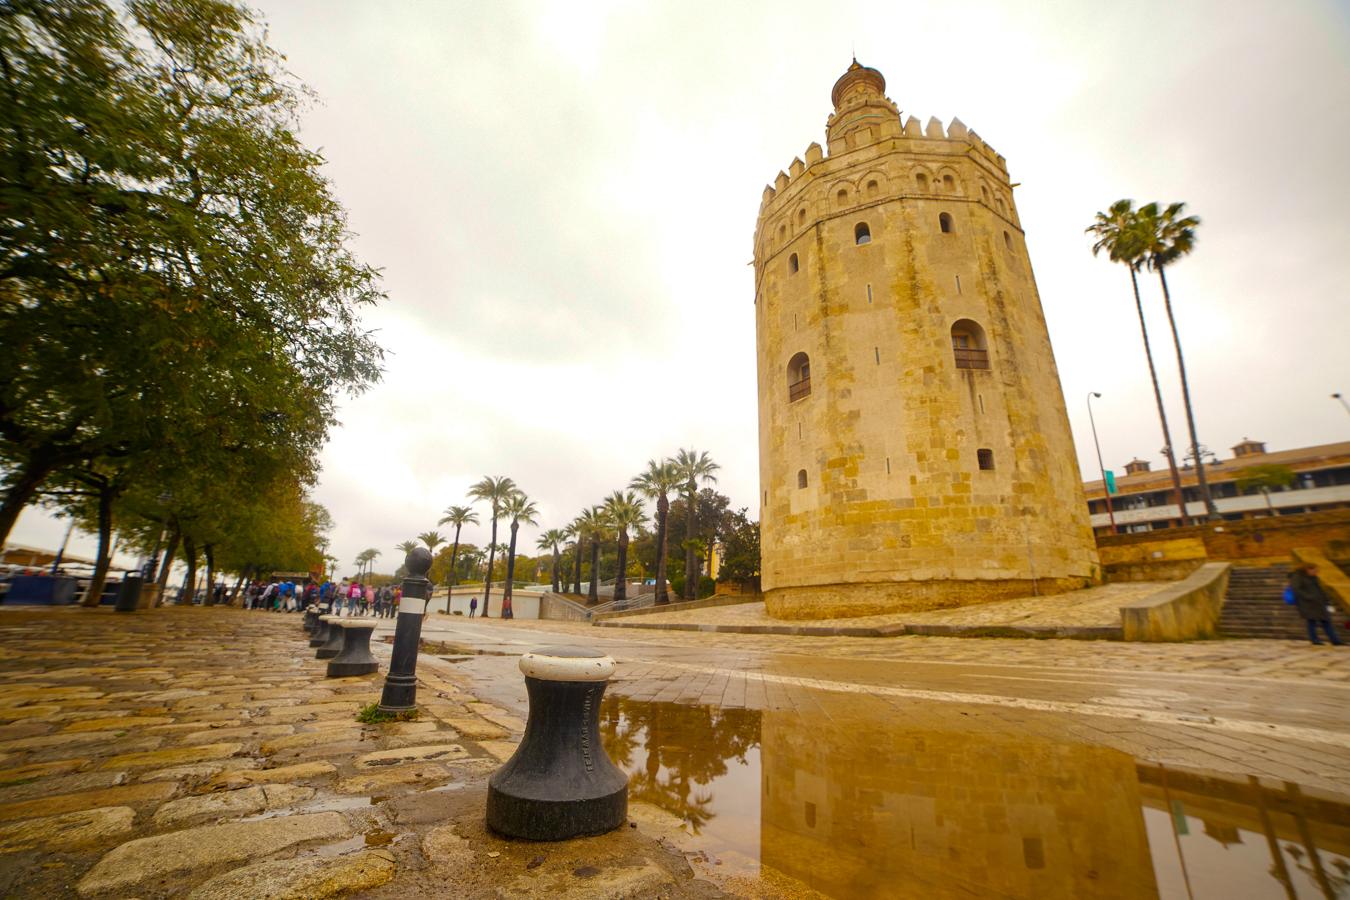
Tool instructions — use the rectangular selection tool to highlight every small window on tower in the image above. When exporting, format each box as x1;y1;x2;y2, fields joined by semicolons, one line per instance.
997;197;1008;214
867;179;879;197
1003;231;1012;250
836;189;848;207
854;222;871;245
939;212;954;233
798;208;807;225
943;174;956;192
788;253;799;274
916;172;929;191
797;469;808;489
978;449;995;470
981;185;990;203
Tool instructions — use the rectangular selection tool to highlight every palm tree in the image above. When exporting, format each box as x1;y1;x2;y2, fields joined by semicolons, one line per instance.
418;530;446;554
537;529;567;593
1086;201;1190;527
602;490;646;605
566;519;583;594
437;504;479;597
500;491;539;619
356;547;380;581
395;540;419;558
673;448;720;600
467;476;516;617
576;506;606;605
1136;201;1217;520
631;458;681;605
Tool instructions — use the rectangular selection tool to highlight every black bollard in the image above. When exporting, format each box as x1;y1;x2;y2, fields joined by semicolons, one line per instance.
486;647;627;841
326;620;379;677
303;605;319;635
315;615;344;660
114;575;144;613
308;616;331;649
378;547;432;713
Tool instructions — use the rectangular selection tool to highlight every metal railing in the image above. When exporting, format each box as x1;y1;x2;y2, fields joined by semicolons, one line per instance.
586;593;657;619
788;377;811;401
953;348;989;370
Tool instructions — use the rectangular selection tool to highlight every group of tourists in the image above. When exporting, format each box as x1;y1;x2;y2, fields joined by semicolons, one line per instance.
242;578;401;618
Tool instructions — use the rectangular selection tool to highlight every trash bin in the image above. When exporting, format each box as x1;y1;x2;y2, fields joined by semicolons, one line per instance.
115;575;143;612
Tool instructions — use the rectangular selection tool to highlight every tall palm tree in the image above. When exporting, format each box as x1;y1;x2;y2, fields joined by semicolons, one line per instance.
566;519;583;594
500;491;539;619
537;529;567;593
602;490;646;605
467;475;516;617
437;504;479;597
673;448;720;600
395;540;419;558
418;530;447;554
1136;200;1217;520
1086;201;1189;527
631;458;681;605
576;506;606;605
360;548;381;581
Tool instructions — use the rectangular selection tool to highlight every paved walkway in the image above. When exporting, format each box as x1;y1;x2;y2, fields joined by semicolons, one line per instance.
597;582;1170;636
0;607;708;899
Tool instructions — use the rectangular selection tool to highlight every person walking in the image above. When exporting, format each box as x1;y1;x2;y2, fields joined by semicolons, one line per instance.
1289;563;1345;646
469;595;477;618
364;583;375;616
347;581;361;616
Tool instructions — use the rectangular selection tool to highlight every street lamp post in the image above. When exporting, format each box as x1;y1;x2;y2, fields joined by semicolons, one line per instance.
378;546;432;714
1087;392;1118;535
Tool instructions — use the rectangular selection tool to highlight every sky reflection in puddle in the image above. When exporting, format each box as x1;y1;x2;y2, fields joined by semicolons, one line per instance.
600;696;1350;899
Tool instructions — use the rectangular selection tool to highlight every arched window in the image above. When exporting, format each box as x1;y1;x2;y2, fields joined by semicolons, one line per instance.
942;174;956;193
836;188;848;208
916;172;929;191
981;185;990;203
977;449;995;470
866;179;879;197
787;351;811;401
797;469;808;489
797;208;807;226
788;253;799;274
997;197;1007;214
951;319;989;370
1003;230;1012;250
854;222;871;245
777;224;786;242
939;212;954;233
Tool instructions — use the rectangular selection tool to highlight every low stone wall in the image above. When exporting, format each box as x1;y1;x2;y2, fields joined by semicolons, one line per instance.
764;576;1091;620
1097;509;1350;568
1098;537;1208;582
1119;562;1231;642
591;594;761;623
538;593;591;622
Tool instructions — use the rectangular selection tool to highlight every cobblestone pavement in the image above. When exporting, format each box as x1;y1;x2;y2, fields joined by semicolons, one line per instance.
0;607;721;899
598;582;1165;633
409;615;1350;798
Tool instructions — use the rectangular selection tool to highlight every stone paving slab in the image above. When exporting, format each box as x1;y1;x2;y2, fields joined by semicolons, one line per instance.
0;607;714;899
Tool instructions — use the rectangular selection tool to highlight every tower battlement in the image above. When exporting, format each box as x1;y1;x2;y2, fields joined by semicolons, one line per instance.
752;62;1097;620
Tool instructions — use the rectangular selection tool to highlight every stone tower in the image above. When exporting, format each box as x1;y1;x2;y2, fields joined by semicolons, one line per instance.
754;61;1098;620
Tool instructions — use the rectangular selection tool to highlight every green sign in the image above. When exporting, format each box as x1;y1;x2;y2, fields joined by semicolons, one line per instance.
1105;470;1117;495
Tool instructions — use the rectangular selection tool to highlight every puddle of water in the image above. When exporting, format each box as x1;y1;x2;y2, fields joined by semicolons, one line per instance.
312;829;399;857
600;696;1350;899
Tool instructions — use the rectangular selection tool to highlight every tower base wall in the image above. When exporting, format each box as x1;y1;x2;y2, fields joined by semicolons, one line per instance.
763;576;1093;621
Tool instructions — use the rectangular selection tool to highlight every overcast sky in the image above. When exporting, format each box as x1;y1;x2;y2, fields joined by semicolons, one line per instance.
11;0;1350;578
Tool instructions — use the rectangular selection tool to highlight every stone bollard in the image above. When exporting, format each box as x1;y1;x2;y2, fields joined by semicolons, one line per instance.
315;615;344;660
326;620;379;678
302;605;319;635
308;616;331;649
486;647;627;841
378;547;432;713
114;575;144;613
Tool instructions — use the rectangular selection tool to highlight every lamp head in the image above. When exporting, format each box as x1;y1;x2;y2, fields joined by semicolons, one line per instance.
1091;392;1102;399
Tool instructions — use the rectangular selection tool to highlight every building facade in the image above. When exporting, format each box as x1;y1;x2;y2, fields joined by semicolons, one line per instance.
1084;439;1350;535
754;62;1098;620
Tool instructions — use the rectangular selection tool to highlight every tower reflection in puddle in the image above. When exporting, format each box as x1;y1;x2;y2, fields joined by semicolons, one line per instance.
600;695;1350;899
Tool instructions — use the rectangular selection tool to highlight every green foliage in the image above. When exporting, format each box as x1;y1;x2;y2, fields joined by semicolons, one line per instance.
1235;464;1296;494
717;508;760;585
356;701;418;724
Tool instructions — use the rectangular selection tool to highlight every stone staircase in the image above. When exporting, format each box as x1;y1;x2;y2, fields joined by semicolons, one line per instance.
1218;565;1307;640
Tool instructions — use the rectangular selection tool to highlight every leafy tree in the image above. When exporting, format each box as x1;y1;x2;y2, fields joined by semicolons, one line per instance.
467;476;515;617
631;458;680;604
673;449;719;601
1086;201;1188;526
1235;464;1296;515
499;490;538;618
437;504;478;593
1136;201;1217;519
536;528;567;592
0;0;384;545
602;490;645;605
716;508;760;586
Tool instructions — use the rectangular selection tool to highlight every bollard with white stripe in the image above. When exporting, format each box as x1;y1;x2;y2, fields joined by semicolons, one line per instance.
486;647;627;841
377;546;432;713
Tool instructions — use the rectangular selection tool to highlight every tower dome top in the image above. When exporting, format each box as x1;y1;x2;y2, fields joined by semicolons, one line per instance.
831;59;886;109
